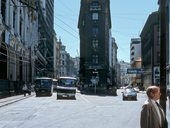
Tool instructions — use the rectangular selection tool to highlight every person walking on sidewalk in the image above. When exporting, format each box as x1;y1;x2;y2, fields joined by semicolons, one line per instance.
140;85;167;128
22;82;31;96
22;83;28;96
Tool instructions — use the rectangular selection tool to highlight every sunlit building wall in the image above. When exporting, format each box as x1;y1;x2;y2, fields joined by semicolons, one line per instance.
140;11;159;89
130;38;141;65
0;0;38;83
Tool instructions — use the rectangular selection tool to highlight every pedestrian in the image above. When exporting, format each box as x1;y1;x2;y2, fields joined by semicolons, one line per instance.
22;83;28;96
140;85;167;128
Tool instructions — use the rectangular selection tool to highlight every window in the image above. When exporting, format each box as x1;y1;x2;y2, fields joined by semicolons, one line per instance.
82;20;85;26
92;13;98;20
92;27;99;36
92;39;98;49
92;54;98;64
90;1;101;11
13;10;16;29
91;1;99;6
62;60;65;65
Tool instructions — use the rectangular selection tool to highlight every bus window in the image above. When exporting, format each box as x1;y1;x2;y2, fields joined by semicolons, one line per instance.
34;77;53;97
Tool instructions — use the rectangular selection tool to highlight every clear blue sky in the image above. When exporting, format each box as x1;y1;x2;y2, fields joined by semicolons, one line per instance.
54;0;159;62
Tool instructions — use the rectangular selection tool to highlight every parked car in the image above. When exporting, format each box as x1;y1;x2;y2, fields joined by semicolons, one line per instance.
122;88;137;101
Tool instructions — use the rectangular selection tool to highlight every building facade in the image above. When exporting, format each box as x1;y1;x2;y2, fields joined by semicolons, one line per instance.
0;0;40;96
130;38;141;65
36;0;54;78
111;37;118;86
78;0;112;92
140;11;159;88
130;38;142;87
119;61;131;86
162;0;170;89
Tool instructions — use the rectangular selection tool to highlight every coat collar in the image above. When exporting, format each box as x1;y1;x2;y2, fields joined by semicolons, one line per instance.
147;99;161;127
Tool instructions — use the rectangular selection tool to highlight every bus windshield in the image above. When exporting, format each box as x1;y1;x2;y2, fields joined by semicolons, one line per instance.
60;79;76;86
35;79;52;87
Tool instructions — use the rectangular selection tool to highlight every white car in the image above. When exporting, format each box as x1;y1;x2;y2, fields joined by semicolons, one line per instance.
134;87;140;93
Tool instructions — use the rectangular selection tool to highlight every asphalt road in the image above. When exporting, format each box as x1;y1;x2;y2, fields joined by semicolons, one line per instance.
0;90;169;128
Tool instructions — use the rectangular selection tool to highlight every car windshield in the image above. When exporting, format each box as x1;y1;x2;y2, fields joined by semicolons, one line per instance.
126;88;135;93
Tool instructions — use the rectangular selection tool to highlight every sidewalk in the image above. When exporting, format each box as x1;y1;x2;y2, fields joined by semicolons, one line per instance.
0;93;35;108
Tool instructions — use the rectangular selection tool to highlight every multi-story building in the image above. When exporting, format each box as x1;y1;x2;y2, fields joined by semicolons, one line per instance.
0;0;55;96
78;0;111;92
72;57;80;77
119;61;131;86
130;38;142;87
161;0;170;89
110;37;118;86
56;38;78;78
36;0;54;78
140;11;159;88
130;38;141;65
116;62;121;88
0;0;39;95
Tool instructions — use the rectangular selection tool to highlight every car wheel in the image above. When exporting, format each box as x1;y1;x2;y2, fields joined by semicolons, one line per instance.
71;96;76;100
57;95;61;100
49;92;52;96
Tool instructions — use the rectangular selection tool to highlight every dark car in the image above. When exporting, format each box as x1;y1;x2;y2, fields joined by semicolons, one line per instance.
122;88;137;101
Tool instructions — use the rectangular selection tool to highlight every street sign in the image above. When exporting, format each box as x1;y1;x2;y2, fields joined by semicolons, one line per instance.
127;68;143;74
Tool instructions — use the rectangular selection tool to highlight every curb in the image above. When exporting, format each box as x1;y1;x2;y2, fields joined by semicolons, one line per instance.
0;93;35;108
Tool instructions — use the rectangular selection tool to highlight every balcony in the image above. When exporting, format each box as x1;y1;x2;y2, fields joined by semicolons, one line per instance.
89;5;101;11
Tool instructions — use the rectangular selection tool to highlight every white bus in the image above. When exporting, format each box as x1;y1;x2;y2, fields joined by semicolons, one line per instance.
56;76;77;99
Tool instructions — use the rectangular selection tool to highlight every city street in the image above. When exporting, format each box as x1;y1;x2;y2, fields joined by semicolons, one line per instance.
0;90;169;128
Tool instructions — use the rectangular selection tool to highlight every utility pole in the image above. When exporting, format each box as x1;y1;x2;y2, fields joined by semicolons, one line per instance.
29;47;32;83
159;0;167;113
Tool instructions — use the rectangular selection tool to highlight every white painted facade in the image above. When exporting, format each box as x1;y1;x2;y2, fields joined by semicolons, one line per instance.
130;38;141;65
0;0;38;82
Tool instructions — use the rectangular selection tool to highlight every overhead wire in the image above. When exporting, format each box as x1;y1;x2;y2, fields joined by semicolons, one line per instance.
55;16;79;35
55;1;151;61
55;23;79;40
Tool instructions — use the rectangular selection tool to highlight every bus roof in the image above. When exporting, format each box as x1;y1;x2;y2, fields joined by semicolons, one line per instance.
59;76;77;80
52;78;58;81
35;77;52;80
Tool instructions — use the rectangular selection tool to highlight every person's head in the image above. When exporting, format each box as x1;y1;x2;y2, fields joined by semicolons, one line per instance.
146;85;161;100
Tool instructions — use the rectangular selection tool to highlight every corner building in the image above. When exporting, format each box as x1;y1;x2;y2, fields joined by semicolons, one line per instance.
78;0;111;93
